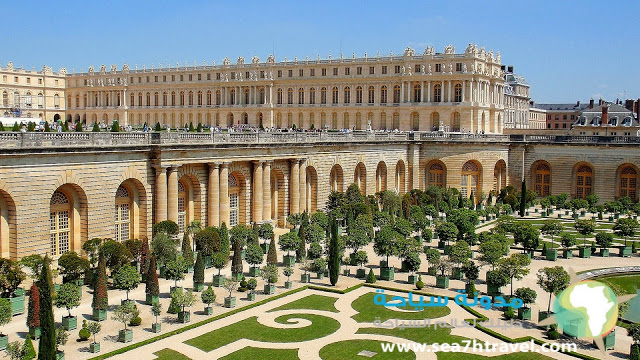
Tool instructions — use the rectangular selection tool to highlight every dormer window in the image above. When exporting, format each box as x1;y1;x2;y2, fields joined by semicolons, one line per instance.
590;116;600;126
608;117;618;126
623;117;633;127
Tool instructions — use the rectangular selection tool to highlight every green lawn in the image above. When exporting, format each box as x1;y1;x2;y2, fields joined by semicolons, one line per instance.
269;294;339;313
598;275;640;295
351;292;450;323
357;325;469;345
220;346;300;360
184;313;340;352
319;339;416;360
437;352;554;360
153;349;192;360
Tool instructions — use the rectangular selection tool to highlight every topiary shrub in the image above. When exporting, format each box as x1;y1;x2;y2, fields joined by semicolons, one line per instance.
547;324;560;340
503;308;515;320
415;275;424;290
153;220;179;236
366;269;376;284
238;276;247;292
129;316;142;326
78;320;90;341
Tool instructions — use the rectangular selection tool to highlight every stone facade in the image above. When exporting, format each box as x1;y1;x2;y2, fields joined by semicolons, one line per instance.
1;132;640;260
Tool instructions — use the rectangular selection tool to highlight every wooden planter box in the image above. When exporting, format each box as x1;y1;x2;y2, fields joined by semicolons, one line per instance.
300;274;311;283
247;293;256;301
92;309;107;321
193;282;204;292
118;329;133;343
212;275;224;287
178;310;191;323
437;240;446;249
204;306;214;315
8;295;24;316
0;334;7;351
29;326;41;340
545;249;558;261
487;284;502;296
57;351;65;360
407;275;417;284
538;311;553;329
231;272;243;281
283;255;296;266
620;246;632;257
343;269;351;276
62;315;77;330
89;342;100;353
379;267;394;281
578;247;591;258
316;273;324;280
284;281;293;289
600;249;610;257
563;249;573;259
204;255;212;268
146;294;159;305
436;276;450;289
224;297;236;308
595;329;615;350
152;323;162;333
451;268;464;280
356;269;366;278
264;284;275;295
249;267;260;277
518;307;532;320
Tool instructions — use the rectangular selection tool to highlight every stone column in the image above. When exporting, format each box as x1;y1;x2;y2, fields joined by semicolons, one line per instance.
208;163;220;227
299;159;307;213
252;160;264;223
154;165;168;223
263;161;272;221
167;166;179;223
219;163;230;226
290;159;300;215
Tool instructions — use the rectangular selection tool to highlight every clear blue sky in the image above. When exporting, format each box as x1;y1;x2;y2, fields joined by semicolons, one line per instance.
2;0;638;103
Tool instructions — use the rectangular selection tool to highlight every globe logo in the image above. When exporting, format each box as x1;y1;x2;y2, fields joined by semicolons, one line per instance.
553;280;618;339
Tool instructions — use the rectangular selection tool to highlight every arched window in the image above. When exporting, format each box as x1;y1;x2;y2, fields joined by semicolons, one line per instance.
393;85;401;103
413;84;421;103
368;86;375;104
229;174;239;226
344;87;351;104
259;88;265;104
277;88;283;105
411;112;419;131
188;91;194;106
355;86;363;104
431;112;440;130
534;163;551;197
244;88;249;104
380;112;387;130
576;165;593;199
309;88;316;104
331;112;338;129
287;88;294;104
206;90;212;105
198;91;203;106
115;186;131;242
461;161;480;199
356;112;362;130
392;112;400;130
163;92;168;106
433;84;442;102
2;92;8;107
230;89;235;105
380;86;388;104
428;162;445;188
454;84;462;102
38;93;44;108
170;91;176;106
343;112;350;129
332;87;339;104
321;87;327;104
619;166;637;201
54;94;60;108
298;88;304;104
50;191;70;256
216;90;221;105
178;181;187;234
452;112;461;132
146;92;151;106
180;91;185;106
151;92;157;106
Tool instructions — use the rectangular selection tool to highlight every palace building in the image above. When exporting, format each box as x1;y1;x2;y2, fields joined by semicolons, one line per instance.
1;44;639;263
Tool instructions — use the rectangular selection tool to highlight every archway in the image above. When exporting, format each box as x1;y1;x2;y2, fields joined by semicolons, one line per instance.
49;184;87;256
177;174;202;234
0;190;16;259
330;164;344;193
306;166;318;213
229;171;247;226
617;164;638;201
531;161;551;197
395;160;406;194
574;163;594;199
114;179;148;241
460;161;481;200
227;113;234;128
376;162;387;192
354;162;367;195
270;168;286;227
426;160;446;189
493;160;507;194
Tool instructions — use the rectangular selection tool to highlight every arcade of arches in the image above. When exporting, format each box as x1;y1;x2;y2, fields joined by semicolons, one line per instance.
1;141;640;260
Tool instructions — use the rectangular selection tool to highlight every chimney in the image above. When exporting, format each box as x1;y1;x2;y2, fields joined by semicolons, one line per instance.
507;65;514;73
589;99;594;109
598;98;603;106
602;105;608;126
625;99;634;112
576;100;580;107
501;65;506;71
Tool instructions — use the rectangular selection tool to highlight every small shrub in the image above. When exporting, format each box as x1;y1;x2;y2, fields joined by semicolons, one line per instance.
365;269;376;284
503;308;515;320
129;316;142;326
415;275;424;290
547;324;560;340
78;320;90;341
238;276;248;292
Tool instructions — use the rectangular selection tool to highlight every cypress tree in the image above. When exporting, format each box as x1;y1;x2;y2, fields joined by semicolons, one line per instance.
92;122;100;132
111;120;120;132
140;238;149;275
23;334;36;360
154;122;161;131
267;234;278;265
146;256;159;297
12;122;20;131
181;233;194;268
0;121;4;131
37;256;56;360
458;193;464;209
189;122;194;132
231;239;243;276
328;216;340;286
520;180;527;217
43;122;50;132
75;122;83;132
366;269;377;283
92;254;108;312
63;119;69;132
193;252;204;287
220;222;230;255
197;123;202;132
27;283;40;331
296;222;307;262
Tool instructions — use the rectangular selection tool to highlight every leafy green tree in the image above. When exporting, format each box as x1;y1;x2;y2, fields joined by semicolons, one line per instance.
211;252;228;276
540;220;563;248
366;269;376;283
307;242;323;260
449;240;472;269
111;302;136;331
194;227;222;257
0;258;26;297
164;256;187;288
0;298;11;337
231;238;243;276
513;222;540;253
478;239;507;270
152;232;179;265
424;248;441;269
171;288;196;314
101;239;133;273
113;264;140;301
57;251;89;283
279;231;301;257
497;253;531;296
373;226;400;265
245;243;264;271
261;264;279;285
486;268;510;289
537;266;570;313
403;252;421;275
230;224;255;250
312;258;327;276
560;233;576;251
257;223;274;245
354;250;368;269
574;218;596;247
54;283;81;317
86;321;101;344
181;233;194;268
201;286;216;309
153;220;179;236
409;206;429;237
393;217;413;238
435;222;458;246
305;223;325;245
595;231;614;250
110;120;120;132
462;261;479;285
37;256;56;360
614;218;639;246
514;287;537;309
